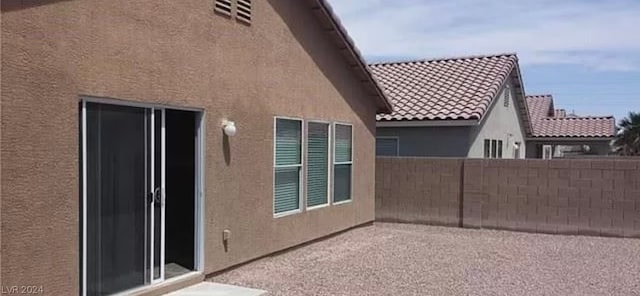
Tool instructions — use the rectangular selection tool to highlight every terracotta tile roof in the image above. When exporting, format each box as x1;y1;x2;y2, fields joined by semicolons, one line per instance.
526;95;615;138
370;53;518;121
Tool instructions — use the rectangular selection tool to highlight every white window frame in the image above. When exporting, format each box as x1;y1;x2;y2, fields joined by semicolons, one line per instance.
375;136;400;156
332;122;354;206
484;139;491;158
305;120;332;211
484;138;504;159
273;116;304;218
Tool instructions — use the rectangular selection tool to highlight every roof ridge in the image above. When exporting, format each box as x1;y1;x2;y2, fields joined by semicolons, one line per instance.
370;52;517;66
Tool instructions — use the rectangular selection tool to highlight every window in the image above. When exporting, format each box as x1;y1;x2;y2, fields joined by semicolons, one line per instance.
376;137;399;156
491;140;498;158
514;142;521;159
484;139;491;158
306;122;330;208
484;139;504;159
542;145;553;160
274;118;303;215
333;124;353;203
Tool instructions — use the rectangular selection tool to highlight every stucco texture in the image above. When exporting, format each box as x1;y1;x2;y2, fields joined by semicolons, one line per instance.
1;1;377;294
467;76;527;159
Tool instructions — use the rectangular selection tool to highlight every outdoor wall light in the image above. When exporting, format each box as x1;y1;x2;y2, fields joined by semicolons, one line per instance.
222;120;237;137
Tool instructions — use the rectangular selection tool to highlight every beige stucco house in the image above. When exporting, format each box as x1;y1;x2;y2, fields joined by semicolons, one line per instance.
372;53;532;159
0;1;392;295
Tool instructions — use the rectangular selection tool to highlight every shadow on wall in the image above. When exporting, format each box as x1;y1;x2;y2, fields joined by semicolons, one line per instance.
267;0;377;136
223;133;231;166
1;0;72;12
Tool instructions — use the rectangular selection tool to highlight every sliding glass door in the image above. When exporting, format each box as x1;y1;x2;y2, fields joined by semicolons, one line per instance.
83;102;165;295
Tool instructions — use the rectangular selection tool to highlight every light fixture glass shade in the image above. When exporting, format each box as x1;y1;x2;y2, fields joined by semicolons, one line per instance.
223;121;237;137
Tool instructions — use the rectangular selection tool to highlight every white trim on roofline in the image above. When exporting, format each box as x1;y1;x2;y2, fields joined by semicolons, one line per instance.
376;119;478;127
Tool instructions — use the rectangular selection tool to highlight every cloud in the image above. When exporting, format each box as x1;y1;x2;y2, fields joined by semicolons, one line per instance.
326;0;640;71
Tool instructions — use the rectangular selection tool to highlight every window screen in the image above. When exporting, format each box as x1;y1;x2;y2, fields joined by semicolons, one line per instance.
484;139;491;158
491;140;498;158
274;118;302;214
306;122;330;208
333;124;352;203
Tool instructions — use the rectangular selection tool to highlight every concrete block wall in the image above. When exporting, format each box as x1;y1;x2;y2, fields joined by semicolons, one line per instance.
376;157;463;226
376;157;640;238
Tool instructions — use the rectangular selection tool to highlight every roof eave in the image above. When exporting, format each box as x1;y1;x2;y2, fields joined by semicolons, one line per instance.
376;119;479;127
310;0;394;114
511;62;534;138
527;136;615;141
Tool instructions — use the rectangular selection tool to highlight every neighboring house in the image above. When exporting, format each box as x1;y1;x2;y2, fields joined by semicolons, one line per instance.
525;95;616;159
371;53;531;159
0;1;392;295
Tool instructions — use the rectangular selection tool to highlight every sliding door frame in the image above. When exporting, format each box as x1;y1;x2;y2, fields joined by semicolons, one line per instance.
80;96;205;296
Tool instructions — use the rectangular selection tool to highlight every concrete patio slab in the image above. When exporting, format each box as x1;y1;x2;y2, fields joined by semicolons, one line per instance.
165;282;267;296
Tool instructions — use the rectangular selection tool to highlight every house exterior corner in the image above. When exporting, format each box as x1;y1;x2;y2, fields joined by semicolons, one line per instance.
0;1;383;295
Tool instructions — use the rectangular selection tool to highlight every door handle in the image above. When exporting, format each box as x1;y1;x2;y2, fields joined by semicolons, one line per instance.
149;187;162;204
153;187;162;204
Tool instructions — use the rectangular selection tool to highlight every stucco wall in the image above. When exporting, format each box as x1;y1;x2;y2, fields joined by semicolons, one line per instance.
376;126;472;157
468;76;527;159
1;1;377;294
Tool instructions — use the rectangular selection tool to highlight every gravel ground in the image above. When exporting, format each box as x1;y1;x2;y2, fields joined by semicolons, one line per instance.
212;223;640;296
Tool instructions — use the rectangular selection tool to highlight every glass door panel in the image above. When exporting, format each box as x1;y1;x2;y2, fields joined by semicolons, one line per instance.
85;103;165;295
86;103;148;295
151;109;165;283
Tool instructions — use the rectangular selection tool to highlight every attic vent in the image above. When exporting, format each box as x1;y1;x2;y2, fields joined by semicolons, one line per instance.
503;85;511;108
214;0;232;17
236;0;252;24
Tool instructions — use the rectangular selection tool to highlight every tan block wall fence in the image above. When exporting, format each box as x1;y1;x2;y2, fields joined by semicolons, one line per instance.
376;157;640;238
